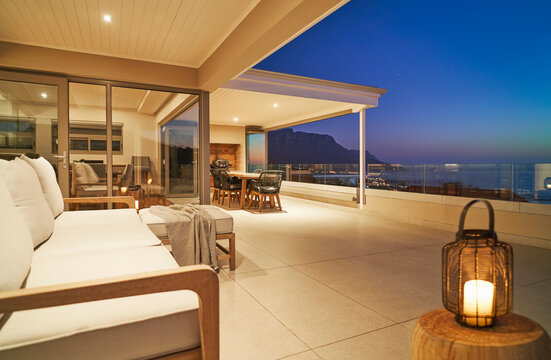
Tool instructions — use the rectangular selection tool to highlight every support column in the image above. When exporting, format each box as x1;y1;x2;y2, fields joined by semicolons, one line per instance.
359;108;366;208
199;91;210;204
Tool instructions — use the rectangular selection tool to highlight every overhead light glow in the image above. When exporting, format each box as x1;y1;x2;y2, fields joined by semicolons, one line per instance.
273;103;278;108
103;14;112;22
233;117;238;122
41;92;48;99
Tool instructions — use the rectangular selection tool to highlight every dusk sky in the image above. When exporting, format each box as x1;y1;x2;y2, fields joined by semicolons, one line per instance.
255;0;551;164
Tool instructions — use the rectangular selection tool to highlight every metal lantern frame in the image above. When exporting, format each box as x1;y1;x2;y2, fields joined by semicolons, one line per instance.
442;199;513;327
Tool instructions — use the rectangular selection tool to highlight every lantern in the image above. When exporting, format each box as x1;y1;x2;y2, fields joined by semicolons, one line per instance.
442;199;513;327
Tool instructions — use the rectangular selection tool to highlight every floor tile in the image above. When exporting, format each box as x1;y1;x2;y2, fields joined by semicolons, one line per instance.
222;238;287;273
279;350;322;360
314;324;412;360
295;258;441;323
219;271;308;360
234;267;393;348
399;318;420;331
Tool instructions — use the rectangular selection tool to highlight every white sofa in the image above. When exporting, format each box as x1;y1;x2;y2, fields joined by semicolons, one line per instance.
0;156;219;359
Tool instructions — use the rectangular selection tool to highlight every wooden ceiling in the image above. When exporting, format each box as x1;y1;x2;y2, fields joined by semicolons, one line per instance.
0;0;260;67
210;88;360;129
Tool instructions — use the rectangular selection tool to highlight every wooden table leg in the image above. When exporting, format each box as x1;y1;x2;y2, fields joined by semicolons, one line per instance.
239;178;247;208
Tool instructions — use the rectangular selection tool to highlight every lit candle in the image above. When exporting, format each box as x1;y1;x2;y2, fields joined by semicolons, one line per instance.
463;279;495;326
135;200;139;210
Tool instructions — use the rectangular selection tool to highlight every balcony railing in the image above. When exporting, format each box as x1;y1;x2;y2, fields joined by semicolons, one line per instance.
267;163;551;204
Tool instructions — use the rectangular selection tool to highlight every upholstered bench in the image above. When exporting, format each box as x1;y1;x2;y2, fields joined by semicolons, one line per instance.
139;206;236;270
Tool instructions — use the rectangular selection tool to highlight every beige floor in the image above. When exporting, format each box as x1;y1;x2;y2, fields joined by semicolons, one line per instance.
215;196;551;360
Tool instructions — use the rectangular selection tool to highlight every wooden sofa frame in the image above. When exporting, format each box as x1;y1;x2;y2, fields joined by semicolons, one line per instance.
0;196;220;360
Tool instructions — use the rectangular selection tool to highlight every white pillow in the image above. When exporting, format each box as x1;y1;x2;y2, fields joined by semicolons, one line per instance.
21;155;64;218
0;177;33;291
0;158;55;247
73;162;100;184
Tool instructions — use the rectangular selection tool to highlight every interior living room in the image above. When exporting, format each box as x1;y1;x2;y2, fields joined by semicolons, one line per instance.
1;1;550;359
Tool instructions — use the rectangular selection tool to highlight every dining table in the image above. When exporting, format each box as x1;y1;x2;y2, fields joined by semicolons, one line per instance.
228;172;261;208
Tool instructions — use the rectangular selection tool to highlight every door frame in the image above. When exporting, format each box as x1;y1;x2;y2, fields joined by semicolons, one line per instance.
0;69;70;196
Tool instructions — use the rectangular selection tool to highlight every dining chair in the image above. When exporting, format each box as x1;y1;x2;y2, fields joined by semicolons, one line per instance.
218;170;242;208
248;170;283;212
210;169;222;203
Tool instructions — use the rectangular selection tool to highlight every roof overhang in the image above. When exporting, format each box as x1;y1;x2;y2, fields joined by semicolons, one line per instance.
211;69;386;130
0;0;349;92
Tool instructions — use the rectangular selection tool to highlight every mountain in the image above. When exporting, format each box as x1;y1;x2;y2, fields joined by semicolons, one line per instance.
267;128;383;164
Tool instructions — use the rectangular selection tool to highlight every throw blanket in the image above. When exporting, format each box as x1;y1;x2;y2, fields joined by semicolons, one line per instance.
149;205;219;271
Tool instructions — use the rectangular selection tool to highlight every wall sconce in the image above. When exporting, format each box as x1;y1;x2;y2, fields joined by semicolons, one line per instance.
147;178;153;185
120;186;127;194
442;199;513;327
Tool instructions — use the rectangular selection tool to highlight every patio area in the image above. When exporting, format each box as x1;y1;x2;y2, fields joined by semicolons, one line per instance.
216;196;551;359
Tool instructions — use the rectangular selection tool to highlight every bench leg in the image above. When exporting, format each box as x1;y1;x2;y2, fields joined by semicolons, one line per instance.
229;233;236;271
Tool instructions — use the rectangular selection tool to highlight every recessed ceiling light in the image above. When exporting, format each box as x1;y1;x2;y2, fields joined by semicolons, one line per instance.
103;14;112;22
233;117;238;122
273;103;278;108
41;92;47;99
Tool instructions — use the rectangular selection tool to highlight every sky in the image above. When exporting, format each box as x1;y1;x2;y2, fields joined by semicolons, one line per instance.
255;0;551;164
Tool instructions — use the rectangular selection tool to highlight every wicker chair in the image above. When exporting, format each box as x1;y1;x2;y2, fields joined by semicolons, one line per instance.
210;169;222;203
218;170;241;208
248;170;283;212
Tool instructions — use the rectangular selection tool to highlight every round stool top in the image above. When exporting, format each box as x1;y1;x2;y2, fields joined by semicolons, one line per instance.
417;308;547;347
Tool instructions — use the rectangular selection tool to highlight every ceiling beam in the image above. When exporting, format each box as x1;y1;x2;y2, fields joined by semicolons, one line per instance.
0;42;198;89
198;0;349;92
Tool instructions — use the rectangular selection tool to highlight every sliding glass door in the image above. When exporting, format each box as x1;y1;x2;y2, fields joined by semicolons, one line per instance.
0;70;206;205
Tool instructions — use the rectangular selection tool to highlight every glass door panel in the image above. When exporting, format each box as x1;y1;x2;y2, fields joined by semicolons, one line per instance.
68;82;107;200
246;132;266;172
112;86;175;208
162;102;199;201
0;75;69;195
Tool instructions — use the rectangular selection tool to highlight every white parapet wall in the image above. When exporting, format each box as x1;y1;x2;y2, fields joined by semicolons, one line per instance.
363;189;551;249
280;181;358;207
280;181;551;249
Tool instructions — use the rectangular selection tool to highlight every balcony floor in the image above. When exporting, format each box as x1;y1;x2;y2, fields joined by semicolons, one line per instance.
215;195;551;360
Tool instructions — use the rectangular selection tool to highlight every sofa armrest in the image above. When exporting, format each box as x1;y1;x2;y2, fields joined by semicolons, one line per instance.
0;265;219;360
64;196;135;209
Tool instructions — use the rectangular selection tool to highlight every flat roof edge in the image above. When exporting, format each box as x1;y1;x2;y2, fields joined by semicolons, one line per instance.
245;68;387;95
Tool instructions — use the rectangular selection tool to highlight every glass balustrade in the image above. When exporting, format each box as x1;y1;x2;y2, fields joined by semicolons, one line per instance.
267;163;551;204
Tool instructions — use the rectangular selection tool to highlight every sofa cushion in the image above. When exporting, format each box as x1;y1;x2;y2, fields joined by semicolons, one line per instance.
54;208;141;228
35;221;161;258
0;178;33;291
139;205;234;238
0;247;200;359
21;155;64;218
73;162;99;184
0;158;54;247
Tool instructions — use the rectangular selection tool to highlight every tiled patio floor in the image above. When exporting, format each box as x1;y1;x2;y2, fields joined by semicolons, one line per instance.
215;196;551;360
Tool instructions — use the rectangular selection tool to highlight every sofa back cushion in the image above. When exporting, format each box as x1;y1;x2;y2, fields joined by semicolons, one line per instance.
73;162;99;185
0;158;55;247
21;155;64;218
0;177;33;291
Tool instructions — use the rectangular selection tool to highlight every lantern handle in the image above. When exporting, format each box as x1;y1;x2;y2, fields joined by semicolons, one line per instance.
457;199;495;235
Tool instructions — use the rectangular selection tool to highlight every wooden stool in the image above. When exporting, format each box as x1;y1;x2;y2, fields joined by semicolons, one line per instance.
412;308;551;360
